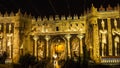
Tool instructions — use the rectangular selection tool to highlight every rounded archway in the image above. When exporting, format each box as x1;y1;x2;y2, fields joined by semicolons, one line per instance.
50;36;66;61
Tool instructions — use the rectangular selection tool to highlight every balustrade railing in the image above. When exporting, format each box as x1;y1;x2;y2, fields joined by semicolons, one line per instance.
101;56;120;65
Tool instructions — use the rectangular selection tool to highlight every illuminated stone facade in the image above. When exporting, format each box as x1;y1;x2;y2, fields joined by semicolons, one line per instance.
0;5;120;64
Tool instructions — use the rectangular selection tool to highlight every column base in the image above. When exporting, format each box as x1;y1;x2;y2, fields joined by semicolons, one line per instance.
5;58;12;64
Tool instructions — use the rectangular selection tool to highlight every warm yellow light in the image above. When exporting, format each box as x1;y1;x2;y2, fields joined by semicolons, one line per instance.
55;44;64;53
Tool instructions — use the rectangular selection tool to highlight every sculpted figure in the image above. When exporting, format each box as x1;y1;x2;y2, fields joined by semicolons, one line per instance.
71;38;79;62
112;19;120;56
38;41;44;60
99;20;107;56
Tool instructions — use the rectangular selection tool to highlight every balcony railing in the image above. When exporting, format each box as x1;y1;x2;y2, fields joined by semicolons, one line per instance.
101;56;120;65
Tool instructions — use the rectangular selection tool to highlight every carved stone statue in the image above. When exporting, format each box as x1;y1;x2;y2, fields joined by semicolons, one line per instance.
99;20;107;56
53;54;60;68
112;19;120;56
38;40;44;60
71;38;79;59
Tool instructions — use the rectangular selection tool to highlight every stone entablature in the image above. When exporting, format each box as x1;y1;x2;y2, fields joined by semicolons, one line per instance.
31;17;86;34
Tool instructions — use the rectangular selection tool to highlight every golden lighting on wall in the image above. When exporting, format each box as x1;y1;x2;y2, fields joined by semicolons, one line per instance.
55;44;64;53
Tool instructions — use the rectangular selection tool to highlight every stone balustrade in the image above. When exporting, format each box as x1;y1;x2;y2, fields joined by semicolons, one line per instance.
101;56;120;65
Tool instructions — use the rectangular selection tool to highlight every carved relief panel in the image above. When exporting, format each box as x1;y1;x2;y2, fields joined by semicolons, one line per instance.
37;36;46;60
71;36;79;58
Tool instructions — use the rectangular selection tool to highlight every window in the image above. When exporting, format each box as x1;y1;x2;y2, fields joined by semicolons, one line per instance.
56;27;59;31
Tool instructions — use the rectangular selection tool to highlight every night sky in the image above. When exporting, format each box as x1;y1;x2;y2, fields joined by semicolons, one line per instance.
0;0;119;17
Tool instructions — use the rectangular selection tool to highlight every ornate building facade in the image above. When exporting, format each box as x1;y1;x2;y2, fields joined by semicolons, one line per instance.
0;4;120;64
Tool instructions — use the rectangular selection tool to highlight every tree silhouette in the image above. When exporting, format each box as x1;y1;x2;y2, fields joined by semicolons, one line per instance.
0;51;8;64
19;53;37;68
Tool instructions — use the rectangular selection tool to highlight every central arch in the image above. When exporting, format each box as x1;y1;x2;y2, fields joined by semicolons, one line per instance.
50;35;66;61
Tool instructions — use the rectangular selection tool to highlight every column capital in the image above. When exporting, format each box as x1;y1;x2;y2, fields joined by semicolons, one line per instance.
7;33;13;37
77;34;84;40
65;34;71;40
33;35;39;41
45;35;50;41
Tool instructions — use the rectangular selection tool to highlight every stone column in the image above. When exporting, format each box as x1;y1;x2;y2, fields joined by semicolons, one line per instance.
7;33;13;59
107;18;112;56
77;34;84;57
3;24;6;51
65;34;71;58
33;35;39;57
45;35;50;58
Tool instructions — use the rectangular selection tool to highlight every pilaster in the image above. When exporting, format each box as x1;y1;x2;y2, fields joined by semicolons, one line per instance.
107;18;112;56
